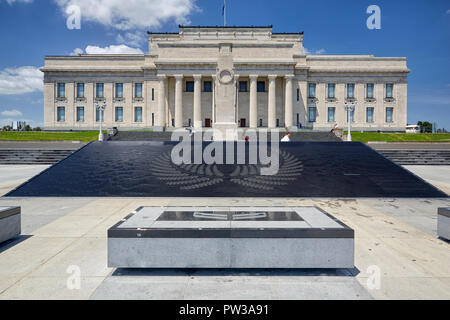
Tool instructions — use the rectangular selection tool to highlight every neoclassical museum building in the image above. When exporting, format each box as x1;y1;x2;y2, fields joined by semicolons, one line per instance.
42;25;410;132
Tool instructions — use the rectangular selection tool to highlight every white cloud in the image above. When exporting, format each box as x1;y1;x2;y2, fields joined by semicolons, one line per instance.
70;47;84;56
85;44;143;54
5;0;33;5
0;66;43;95
116;32;146;47
0;109;22;117
303;47;326;55
71;44;143;55
54;0;197;30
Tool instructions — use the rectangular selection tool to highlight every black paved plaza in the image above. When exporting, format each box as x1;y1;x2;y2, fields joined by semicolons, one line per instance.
5;141;448;198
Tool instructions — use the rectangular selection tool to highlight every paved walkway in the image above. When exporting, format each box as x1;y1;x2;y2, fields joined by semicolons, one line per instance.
0;165;448;299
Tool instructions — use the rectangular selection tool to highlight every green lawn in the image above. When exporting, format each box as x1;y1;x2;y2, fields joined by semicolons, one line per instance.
0;131;105;142
346;132;450;144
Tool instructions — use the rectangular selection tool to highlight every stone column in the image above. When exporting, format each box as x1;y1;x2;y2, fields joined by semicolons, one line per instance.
174;75;183;127
211;75;216;125
268;75;277;128
284;74;294;128
193;74;202;128
249;75;258;128
157;75;166;127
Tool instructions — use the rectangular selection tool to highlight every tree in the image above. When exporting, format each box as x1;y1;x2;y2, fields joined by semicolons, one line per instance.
417;121;432;133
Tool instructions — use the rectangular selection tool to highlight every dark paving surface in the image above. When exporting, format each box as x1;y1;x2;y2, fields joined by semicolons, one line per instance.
110;131;342;142
5;141;448;198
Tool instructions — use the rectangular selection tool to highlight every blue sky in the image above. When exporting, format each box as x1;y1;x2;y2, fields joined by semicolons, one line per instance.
0;0;449;129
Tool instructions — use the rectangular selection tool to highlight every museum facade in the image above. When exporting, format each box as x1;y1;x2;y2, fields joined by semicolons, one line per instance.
42;25;410;132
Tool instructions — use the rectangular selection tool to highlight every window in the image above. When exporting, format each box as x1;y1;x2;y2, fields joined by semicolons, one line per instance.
386;83;394;98
366;83;374;99
347;108;355;123
96;83;104;98
115;83;123;98
57;107;65;122
257;81;265;92
135;83;143;98
259;119;263;127
386;107;394;123
276;119;280;127
327;83;335;99
203;81;212;92
172;118;175;127
239;81;248;92
366;107;374;123
308;107;316;122
76;107;84;122
152;88;155;101
296;88;300;101
185;81;194;92
134;107;143;122
115;107;123;122
152;113;154;126
95;108;104;122
308;83;316;98
327;107;335;122
76;83;84;98
188;118;192;127
57;83;65;98
347;84;355;99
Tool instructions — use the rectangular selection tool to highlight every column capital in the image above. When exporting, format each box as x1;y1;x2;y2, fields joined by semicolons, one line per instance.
249;74;258;80
268;75;277;80
285;74;295;80
193;74;202;81
174;74;183;80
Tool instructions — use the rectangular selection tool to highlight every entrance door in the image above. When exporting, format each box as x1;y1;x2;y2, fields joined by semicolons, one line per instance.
205;118;211;128
240;118;246;128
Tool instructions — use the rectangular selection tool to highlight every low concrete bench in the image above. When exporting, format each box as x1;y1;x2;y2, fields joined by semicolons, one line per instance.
0;206;21;244
108;206;354;269
438;208;450;240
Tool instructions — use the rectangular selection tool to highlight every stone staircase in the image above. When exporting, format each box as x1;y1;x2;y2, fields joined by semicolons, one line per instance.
110;130;342;142
0;149;74;165
377;149;450;165
109;131;173;141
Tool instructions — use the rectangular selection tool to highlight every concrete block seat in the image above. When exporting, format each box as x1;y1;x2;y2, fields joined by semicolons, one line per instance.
0;206;21;244
438;207;450;240
108;206;354;269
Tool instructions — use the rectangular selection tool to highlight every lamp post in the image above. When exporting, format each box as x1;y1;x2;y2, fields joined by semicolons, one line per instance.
344;102;355;142
96;103;106;141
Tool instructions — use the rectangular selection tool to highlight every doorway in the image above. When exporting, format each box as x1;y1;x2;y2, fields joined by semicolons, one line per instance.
240;118;246;128
205;118;211;128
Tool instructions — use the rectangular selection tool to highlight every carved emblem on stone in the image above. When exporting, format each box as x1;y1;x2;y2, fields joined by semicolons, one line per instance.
218;69;233;84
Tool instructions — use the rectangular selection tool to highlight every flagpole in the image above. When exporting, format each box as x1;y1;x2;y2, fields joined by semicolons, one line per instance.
224;0;226;26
